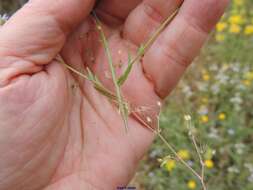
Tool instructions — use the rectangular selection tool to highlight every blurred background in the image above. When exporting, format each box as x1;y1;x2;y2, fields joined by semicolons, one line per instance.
0;0;26;14
1;0;253;189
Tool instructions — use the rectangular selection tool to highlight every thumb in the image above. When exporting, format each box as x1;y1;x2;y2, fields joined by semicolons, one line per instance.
0;0;95;65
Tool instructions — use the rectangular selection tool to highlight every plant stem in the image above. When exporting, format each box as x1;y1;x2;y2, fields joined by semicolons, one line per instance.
117;7;180;87
128;8;180;67
57;55;89;80
157;132;202;180
93;15;129;132
187;120;207;190
57;55;119;102
133;112;207;189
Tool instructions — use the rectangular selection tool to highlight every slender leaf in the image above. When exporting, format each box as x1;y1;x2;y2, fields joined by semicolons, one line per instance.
117;52;133;86
93;12;129;132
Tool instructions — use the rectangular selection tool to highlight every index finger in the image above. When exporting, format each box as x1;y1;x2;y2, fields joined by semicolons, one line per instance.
142;0;229;98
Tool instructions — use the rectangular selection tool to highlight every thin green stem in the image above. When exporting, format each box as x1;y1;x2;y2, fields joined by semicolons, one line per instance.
117;7;180;87
157;132;202;180
187;120;207;190
128;8;180;67
133;111;206;188
93;15;129;132
57;55;119;102
57;55;89;80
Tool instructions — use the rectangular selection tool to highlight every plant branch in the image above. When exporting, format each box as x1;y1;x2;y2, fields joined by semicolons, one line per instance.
93;13;129;132
128;8;180;67
187;120;207;190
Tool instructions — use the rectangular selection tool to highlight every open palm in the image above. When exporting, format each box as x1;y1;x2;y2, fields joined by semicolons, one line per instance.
0;0;228;189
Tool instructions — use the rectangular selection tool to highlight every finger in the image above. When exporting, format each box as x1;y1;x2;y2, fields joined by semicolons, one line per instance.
142;0;229;98
95;0;141;26
123;0;183;46
0;0;95;65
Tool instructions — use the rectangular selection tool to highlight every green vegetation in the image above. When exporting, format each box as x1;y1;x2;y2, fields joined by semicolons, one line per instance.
0;0;26;14
133;0;253;189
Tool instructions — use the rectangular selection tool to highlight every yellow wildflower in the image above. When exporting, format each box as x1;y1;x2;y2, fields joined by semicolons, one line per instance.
201;97;209;104
187;180;197;189
218;113;226;121
202;73;211;81
165;159;176;172
233;0;244;6
244;25;253;35
245;71;253;80
215;34;225;42
216;22;227;32
205;159;214;169
177;149;190;160
229;24;241;34
229;15;244;25
222;63;229;70
242;80;251;86
200;115;209;123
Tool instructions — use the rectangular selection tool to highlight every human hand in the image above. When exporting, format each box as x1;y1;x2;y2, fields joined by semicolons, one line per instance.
0;0;229;189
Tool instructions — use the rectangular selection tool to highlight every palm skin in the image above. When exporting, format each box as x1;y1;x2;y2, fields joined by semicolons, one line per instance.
0;0;229;190
0;14;155;190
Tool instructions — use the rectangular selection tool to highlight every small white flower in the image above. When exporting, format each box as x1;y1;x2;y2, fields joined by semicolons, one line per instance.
244;163;253;173
234;143;245;155
248;174;253;182
198;106;209;115
231;63;240;72
146;116;152;123
196;82;208;92
149;149;162;158
148;172;155;177
216;74;229;84
187;160;194;167
182;85;193;98
227;128;235;136
208;128;220;139
211;84;220;95
230;96;243;105
235;143;245;149
227;166;240;173
184;115;192;121
0;14;9;25
157;101;162;107
0;14;9;21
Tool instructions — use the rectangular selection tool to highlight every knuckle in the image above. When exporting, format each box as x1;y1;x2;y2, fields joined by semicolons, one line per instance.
160;42;191;68
142;2;163;24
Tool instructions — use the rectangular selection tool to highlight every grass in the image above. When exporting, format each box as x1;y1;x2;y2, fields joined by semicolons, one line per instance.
59;6;209;190
1;0;253;189
93;13;129;132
